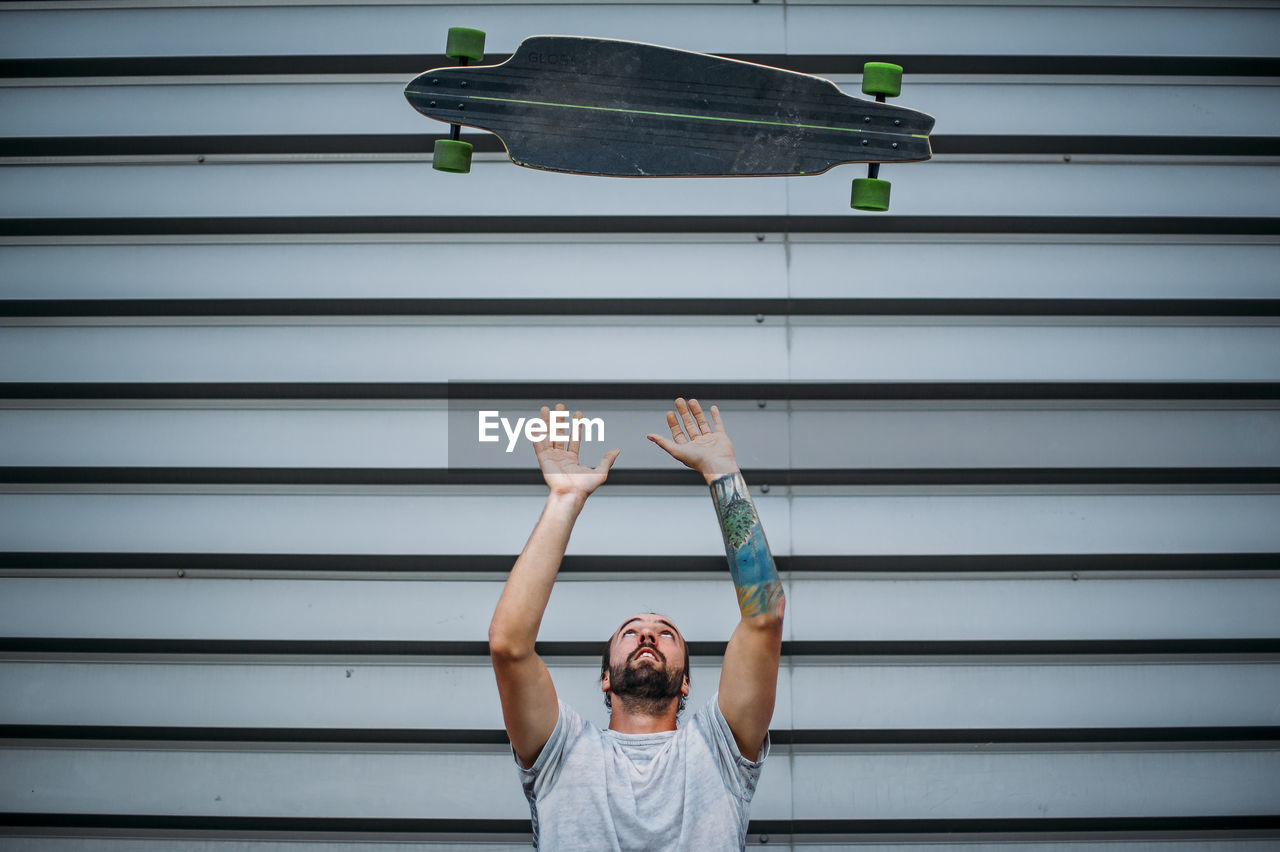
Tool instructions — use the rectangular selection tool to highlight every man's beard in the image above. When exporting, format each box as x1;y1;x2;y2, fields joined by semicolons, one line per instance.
608;648;685;717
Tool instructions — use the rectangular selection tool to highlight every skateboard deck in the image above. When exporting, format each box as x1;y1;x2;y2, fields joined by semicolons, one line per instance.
404;35;934;178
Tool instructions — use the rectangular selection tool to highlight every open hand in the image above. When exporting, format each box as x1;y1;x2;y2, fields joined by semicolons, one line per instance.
534;403;621;498
646;398;739;481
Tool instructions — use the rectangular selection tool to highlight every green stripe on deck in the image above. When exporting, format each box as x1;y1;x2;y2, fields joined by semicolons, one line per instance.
406;91;928;140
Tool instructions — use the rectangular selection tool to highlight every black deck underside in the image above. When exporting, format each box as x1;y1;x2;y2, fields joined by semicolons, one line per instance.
405;36;934;177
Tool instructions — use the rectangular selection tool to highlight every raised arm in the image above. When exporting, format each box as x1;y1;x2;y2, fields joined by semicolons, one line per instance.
646;398;784;760
490;403;620;768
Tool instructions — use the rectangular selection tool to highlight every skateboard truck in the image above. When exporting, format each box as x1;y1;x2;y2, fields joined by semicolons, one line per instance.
851;62;903;212
432;27;486;174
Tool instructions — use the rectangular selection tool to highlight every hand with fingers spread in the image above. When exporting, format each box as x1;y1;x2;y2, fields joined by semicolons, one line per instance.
534;403;622;499
646;397;740;483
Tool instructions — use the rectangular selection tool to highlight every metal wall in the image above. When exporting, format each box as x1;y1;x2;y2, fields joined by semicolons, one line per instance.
2;0;1278;848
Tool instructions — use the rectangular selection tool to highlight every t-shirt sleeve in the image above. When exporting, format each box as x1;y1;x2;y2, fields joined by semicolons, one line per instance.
697;694;769;801
514;699;583;800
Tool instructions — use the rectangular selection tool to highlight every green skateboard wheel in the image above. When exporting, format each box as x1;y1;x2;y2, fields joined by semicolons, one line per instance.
445;27;486;63
851;177;891;212
433;139;473;173
861;62;903;98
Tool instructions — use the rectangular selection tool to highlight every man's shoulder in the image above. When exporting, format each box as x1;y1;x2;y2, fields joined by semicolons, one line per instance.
552;700;619;753
687;693;724;729
554;700;596;739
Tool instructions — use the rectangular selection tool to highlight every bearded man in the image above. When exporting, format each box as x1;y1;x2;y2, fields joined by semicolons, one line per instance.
489;398;784;851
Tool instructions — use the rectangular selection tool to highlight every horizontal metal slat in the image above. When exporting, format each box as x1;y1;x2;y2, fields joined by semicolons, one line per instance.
789;324;1280;383
0;835;538;852
2;240;1278;302
3;382;1279;401
3;468;1279;487
4;55;1280;79
2;3;1276;60
1;815;1278;848
4;162;1279;220
0;660;719;732
4;78;1276;143
1;577;1277;644
2;404;1276;472
790;163;1280;219
786;752;1280;822
3;747;1279;821
0;239;789;302
1;493;1276;555
5;217;1279;238
788;240;1280;301
6;725;1277;748
4;135;1278;160
0;323;793;383
6;299;1280;317
1;323;1276;383
791;494;1280;557
2;240;1280;310
3;660;1277;732
785;4;1280;58
5;638;1280;658
0;5;790;62
3;552;1277;576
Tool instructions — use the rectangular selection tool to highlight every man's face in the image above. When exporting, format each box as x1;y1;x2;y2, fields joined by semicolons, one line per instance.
603;613;689;704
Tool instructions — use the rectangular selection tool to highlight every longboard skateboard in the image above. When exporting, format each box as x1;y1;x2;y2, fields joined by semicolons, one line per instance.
405;29;934;211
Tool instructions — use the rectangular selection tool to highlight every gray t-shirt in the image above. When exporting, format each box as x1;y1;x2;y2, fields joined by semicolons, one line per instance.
516;695;768;851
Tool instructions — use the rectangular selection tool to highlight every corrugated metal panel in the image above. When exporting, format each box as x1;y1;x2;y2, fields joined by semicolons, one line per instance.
4;161;1278;218
3;0;1278;847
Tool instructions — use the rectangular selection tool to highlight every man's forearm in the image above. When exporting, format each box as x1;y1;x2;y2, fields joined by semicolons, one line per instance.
707;471;784;620
489;491;587;656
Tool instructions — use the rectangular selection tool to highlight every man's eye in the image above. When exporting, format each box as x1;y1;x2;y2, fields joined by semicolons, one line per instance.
623;630;635;636
661;631;673;637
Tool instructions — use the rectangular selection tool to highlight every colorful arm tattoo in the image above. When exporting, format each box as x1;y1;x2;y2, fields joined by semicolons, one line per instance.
709;472;784;619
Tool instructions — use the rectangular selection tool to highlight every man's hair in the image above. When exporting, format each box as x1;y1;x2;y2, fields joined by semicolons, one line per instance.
601;623;690;717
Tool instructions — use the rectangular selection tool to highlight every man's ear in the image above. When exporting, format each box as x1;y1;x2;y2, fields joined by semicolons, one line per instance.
680;674;690;698
601;670;611;693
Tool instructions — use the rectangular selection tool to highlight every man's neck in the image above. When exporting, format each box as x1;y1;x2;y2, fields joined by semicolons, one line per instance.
607;697;680;733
